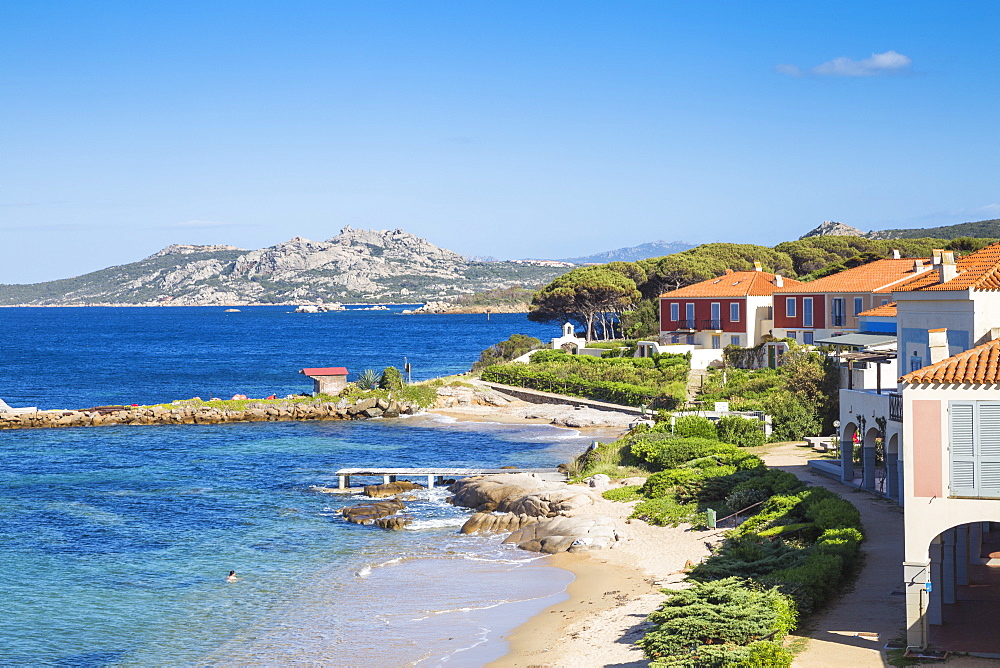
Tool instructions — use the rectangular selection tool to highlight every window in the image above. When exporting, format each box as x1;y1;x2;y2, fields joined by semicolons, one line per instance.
853;297;864;316
803;298;814;328
671;334;680;344
686;334;695;345
787;331;797;341
710;302;721;328
670;302;679;321
685;303;695;326
730;335;740;346
948;401;1000;498
910;351;924;372
831;298;845;327
712;335;721;349
803;331;814;345
786;297;796;317
730;302;740;322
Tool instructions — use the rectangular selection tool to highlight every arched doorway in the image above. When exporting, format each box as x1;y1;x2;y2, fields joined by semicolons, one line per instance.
839;421;858;485
909;522;1000;653
560;342;578;355
861;426;880;492
886;433;900;501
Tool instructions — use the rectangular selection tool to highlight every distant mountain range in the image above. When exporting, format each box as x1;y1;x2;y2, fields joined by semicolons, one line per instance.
801;219;1000;241
0;227;570;306
556;240;696;264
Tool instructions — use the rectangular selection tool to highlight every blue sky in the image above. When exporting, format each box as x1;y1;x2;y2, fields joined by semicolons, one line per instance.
2;2;998;283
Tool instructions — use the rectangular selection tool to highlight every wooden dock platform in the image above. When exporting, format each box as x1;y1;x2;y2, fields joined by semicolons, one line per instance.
332;467;566;490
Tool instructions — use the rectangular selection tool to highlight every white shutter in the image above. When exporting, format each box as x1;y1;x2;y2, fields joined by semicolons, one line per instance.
950;402;977;496
978;402;1000;496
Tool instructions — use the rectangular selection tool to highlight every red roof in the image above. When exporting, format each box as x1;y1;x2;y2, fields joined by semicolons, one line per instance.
300;367;349;376
659;271;799;298
900;338;1000;385
893;244;1000;292
773;258;931;295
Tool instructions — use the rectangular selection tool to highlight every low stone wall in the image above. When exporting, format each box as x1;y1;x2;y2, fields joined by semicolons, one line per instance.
478;382;644;415
0;396;418;431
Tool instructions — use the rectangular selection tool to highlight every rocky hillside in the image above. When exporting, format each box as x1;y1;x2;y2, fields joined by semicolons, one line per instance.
0;227;569;306
801;218;1000;241
559;240;695;264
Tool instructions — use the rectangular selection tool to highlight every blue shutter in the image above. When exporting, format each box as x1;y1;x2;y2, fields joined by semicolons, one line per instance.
978;402;1000;497
950;402;977;496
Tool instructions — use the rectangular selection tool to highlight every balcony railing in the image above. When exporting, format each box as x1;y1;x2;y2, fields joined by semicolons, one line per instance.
830;314;846;327
702;318;722;330
679;319;697;329
889;392;903;422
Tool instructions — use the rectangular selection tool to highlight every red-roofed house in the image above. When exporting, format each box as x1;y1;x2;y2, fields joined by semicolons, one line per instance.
300;367;350;395
659;267;800;349
771;256;932;344
825;243;1000;651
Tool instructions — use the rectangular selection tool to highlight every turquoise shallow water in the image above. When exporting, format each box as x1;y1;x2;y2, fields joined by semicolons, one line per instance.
0;307;595;665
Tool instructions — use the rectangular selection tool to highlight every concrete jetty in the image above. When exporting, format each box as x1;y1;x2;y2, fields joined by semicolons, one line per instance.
333;467;566;491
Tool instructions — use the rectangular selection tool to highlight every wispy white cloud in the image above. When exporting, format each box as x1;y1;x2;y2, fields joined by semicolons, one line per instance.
167;220;243;229
777;50;913;77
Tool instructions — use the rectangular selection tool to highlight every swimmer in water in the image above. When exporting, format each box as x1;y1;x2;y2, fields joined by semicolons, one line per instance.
226;570;238;583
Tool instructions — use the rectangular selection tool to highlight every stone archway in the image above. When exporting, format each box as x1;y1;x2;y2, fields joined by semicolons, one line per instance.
560;342;578;355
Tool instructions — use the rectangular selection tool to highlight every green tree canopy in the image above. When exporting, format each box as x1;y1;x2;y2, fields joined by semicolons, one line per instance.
529;266;640;340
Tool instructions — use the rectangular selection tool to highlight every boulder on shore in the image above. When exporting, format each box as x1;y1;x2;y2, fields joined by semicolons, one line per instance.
503;515;620;553
364;481;424;498
341;498;406;525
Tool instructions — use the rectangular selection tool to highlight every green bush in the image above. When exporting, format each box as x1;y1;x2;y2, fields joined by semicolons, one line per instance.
379;366;404;390
602;485;643;502
629;436;732;471
631;496;699;526
641;469;704;498
674;415;718;439
471;334;543;372
639;578;796;664
689;537;802;581
716;415;767;448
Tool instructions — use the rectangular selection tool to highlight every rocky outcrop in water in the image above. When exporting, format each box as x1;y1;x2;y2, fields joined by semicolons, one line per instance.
342;498;410;530
449;474;616;553
364;482;424;498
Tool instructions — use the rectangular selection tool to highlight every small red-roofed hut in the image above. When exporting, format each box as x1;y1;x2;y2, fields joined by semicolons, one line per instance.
300;367;349;396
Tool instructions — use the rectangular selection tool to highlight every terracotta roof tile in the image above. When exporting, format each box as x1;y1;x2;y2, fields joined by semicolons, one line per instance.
773;258;931;295
901;339;1000;385
858;302;897;317
893;243;1000;293
659;271;800;298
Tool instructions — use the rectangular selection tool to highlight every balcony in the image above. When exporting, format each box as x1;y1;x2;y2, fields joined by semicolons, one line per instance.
889;392;903;422
679;319;697;329
702;318;722;330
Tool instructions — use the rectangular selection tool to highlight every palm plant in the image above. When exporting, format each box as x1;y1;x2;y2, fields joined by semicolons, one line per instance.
355;369;381;390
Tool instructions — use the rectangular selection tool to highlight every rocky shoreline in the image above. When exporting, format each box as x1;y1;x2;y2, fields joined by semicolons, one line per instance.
0;396;420;431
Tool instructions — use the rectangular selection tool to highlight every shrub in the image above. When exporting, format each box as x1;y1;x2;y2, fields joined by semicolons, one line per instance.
716;415;766;448
641;469;704;498
639;578;796;664
631;496;699;526
472;334;543;372
689;537;802;581
602;485;643;502
674;415;718;439
354;369;381;390
629;436;728;470
379;366;404;390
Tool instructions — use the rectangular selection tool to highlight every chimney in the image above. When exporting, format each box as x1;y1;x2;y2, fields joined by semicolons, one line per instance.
753;261;763;272
939;250;957;283
775;274;784;288
913;259;924;272
892;249;901;259
725;268;734;274
928;328;949;365
932;249;943;266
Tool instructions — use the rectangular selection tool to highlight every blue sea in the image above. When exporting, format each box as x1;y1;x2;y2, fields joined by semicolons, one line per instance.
0;307;599;666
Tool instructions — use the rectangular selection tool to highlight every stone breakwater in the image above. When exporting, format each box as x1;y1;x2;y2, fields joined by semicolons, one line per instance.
0;396;419;431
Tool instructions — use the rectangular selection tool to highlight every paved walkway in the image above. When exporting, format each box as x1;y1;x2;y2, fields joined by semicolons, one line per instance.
757;442;906;667
760;443;1000;667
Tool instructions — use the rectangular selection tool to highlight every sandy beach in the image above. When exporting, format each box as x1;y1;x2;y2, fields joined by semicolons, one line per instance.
426;395;728;667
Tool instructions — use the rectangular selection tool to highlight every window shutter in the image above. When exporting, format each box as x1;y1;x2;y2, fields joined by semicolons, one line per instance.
978;402;1000;496
950;402;977;496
